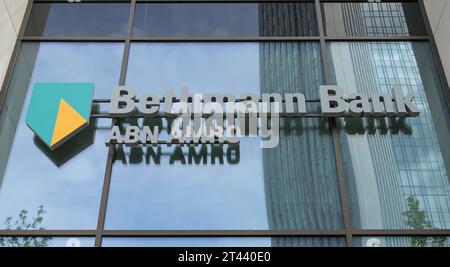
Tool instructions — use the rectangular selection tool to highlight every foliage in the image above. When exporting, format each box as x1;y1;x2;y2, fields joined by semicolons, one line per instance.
0;205;52;247
402;196;447;247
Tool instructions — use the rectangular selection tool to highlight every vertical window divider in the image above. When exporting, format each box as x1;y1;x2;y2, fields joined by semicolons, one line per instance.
314;0;354;247
94;0;137;248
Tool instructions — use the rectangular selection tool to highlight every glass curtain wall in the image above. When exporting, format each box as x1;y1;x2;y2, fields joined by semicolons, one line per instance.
0;0;448;247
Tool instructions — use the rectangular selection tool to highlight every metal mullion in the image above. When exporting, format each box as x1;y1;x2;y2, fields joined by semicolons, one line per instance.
101;230;347;237
329;119;354;246
2;228;449;238
135;0;321;2
0;230;96;237
315;0;353;247
324;36;430;42
20;36;127;42
94;141;116;247
353;229;450;237
94;0;137;248
130;37;321;42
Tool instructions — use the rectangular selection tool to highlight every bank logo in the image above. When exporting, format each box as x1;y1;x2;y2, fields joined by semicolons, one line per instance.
26;83;94;150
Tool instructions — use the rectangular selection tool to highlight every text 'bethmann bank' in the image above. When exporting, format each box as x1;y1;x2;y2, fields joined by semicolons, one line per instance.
105;85;420;148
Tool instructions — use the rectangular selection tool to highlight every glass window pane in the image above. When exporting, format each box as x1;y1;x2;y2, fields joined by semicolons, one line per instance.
355;237;449;247
105;42;343;231
25;3;130;37
328;42;450;230
0;43;123;230
125;42;323;98
0;237;94;247
102;237;346;247
133;3;318;37
322;2;426;37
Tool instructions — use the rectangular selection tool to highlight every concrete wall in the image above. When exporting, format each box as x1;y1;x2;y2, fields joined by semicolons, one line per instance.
424;0;450;91
0;0;27;91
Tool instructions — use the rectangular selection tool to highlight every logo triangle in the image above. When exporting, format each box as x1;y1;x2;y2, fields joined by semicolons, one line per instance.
51;98;88;149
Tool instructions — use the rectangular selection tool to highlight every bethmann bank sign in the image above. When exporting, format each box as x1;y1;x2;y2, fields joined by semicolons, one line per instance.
106;86;420;148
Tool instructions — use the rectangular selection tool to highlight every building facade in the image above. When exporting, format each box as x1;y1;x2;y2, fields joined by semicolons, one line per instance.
0;0;449;247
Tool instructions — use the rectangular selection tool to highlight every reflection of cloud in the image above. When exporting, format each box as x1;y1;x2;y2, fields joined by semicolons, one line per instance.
0;43;123;229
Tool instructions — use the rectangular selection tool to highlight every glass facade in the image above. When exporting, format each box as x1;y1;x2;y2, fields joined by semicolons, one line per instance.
322;2;426;37
354;236;449;247
328;42;450;230
25;3;130;37
0;0;448;247
0;237;95;247
133;2;318;37
0;43;122;229
101;237;346;247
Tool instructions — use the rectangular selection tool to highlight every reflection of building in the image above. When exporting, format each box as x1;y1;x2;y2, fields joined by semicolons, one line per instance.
327;3;450;246
258;2;318;36
0;0;449;247
323;2;426;36
331;42;408;246
259;40;343;246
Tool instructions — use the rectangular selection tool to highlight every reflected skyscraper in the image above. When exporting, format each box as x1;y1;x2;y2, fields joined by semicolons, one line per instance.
322;2;426;37
327;2;450;246
258;3;343;247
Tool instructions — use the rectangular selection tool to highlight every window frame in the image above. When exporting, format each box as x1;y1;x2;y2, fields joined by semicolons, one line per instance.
0;0;448;247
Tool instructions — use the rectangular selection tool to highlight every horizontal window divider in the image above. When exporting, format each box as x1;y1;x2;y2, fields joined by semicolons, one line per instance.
1;229;448;237
324;36;430;41
30;1;425;4
352;229;450;237
18;37;431;42
130;37;322;42
33;0;131;3
20;36;128;42
135;0;321;3
0;230;97;237
32;0;318;3
101;230;347;237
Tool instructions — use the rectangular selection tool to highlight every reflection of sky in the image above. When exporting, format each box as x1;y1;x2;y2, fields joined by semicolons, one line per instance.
133;4;259;37
106;139;268;230
125;43;260;95
23;43;124;98
106;43;267;230
102;237;271;247
28;3;129;37
0;237;94;247
0;43;123;229
46;237;94;247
